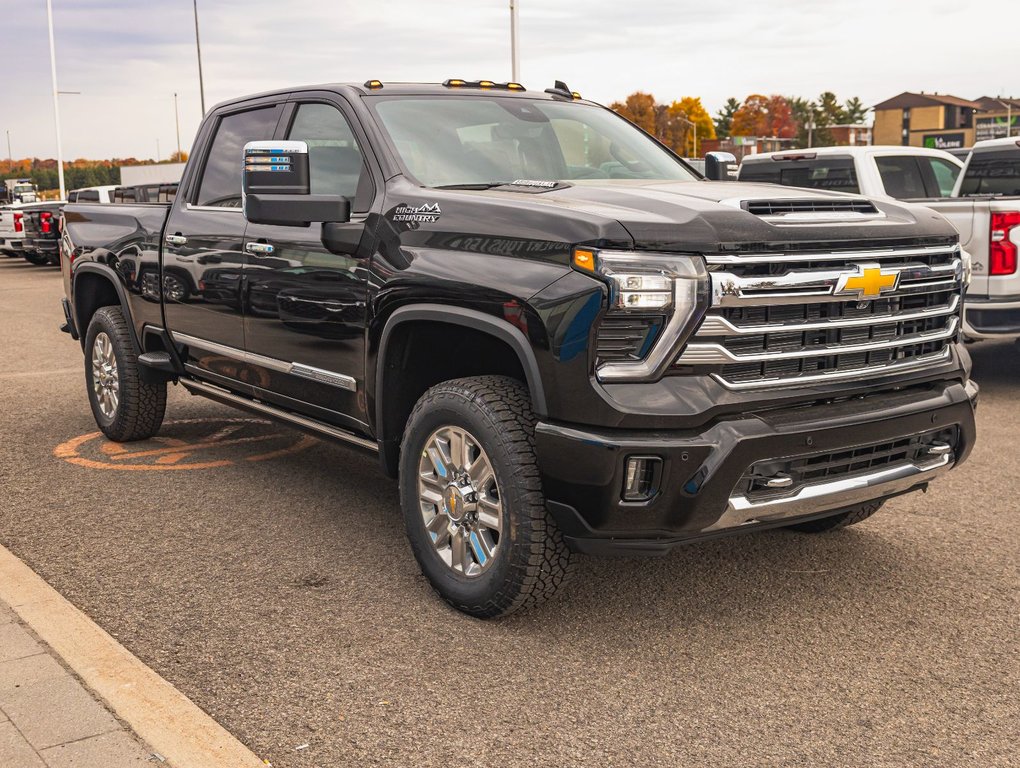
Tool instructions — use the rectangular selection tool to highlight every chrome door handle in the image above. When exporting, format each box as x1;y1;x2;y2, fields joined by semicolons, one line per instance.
245;242;275;256
165;234;188;246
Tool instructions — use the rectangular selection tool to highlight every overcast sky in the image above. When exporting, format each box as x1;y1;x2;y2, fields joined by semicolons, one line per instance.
1;0;1016;160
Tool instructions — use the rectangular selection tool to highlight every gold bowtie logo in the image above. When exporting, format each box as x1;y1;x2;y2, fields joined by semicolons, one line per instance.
835;264;899;300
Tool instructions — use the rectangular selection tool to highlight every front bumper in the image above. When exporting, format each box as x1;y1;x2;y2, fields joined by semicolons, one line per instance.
536;379;978;555
963;296;1020;339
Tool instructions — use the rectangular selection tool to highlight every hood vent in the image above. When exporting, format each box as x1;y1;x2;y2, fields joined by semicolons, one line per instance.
743;198;879;217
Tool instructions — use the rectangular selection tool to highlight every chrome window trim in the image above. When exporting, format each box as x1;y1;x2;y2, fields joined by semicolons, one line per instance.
184;203;243;214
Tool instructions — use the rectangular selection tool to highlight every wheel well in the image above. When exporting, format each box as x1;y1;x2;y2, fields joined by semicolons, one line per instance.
378;321;528;475
73;273;120;344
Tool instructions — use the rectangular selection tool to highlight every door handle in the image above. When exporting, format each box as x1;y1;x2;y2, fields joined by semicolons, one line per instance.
165;234;187;246
245;242;275;256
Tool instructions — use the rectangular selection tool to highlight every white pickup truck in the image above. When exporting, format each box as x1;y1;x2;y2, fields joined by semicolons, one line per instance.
739;143;1020;340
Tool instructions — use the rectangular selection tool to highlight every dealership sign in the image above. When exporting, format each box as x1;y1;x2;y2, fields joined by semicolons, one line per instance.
923;133;966;150
976;116;1020;142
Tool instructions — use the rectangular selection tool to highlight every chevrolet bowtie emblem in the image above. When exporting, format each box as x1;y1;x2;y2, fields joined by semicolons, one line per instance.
834;263;900;300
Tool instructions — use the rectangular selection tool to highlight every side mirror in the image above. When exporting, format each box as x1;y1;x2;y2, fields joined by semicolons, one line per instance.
704;151;738;182
242;140;350;226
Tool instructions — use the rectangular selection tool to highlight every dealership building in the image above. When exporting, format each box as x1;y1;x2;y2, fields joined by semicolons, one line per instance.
873;92;1020;149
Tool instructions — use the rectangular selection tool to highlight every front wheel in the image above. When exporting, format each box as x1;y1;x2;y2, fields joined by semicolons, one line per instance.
399;376;574;618
84;306;167;441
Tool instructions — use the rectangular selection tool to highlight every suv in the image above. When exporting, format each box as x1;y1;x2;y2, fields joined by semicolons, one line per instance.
59;80;978;617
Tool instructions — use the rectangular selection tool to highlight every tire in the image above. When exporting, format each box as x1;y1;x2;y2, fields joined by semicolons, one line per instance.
23;250;49;266
786;501;883;533
399;376;574;618
162;272;190;302
84;306;167;441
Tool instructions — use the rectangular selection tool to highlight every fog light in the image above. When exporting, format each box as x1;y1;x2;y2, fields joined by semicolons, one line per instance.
623;456;662;501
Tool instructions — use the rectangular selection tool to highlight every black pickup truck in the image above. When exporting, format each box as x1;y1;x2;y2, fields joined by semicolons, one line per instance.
59;80;978;617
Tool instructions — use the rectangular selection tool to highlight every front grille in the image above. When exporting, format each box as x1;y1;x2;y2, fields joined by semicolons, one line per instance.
674;244;963;389
744;198;878;216
735;427;958;502
596;316;663;364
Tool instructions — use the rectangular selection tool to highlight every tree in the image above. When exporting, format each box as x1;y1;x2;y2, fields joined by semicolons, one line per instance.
168;150;189;163
609;92;657;135
817;91;846;126
731;94;770;136
714;97;741;140
844;96;868;124
674;97;716;155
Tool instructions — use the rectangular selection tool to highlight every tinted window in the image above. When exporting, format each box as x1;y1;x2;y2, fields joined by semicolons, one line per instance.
875;156;927;199
372;97;697;187
196;106;280;207
78;190;100;202
924;157;961;197
739;158;860;193
286;103;371;211
67;191;78;202
959;151;1020;196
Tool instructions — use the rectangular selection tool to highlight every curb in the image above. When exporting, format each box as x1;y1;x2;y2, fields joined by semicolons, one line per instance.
0;544;265;768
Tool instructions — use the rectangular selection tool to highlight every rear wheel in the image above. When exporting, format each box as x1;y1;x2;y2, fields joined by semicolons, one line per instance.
786;501;883;533
23;250;49;265
399;376;574;618
84;306;167;441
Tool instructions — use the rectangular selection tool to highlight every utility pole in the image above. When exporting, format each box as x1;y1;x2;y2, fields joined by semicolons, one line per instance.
5;130;11;173
509;0;520;82
194;0;206;115
156;138;161;162
45;0;66;199
174;92;182;158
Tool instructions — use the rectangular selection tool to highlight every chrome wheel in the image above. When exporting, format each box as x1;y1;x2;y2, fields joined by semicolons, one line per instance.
417;425;502;577
162;274;187;302
91;331;119;418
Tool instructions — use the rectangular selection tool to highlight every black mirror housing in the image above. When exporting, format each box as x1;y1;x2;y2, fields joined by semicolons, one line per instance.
244;194;351;227
705;151;738;181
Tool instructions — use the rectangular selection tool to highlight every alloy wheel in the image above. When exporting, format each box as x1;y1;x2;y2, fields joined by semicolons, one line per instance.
91;331;120;418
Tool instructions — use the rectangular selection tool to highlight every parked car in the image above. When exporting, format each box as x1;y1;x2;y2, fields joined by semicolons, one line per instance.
21;201;65;265
111;183;178;204
2;178;38;204
59;79;977;617
738;145;964;202
0;206;27;257
67;185;119;204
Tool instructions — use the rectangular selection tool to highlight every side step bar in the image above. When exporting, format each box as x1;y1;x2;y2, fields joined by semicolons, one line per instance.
179;378;379;453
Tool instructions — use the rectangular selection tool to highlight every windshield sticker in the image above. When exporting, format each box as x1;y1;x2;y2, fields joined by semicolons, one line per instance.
510;179;558;188
392;202;441;224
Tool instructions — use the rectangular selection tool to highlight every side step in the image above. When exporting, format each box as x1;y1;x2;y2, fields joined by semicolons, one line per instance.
179;378;379;453
138;351;177;373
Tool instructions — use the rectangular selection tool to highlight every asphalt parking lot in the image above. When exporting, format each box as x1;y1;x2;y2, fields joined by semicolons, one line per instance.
0;256;1017;767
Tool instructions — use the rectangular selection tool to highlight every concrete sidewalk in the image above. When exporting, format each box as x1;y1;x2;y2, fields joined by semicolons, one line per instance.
0;599;154;768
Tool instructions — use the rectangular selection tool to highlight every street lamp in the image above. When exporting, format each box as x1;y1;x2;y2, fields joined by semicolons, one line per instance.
45;0;66;199
194;0;206;115
509;1;520;82
674;114;698;157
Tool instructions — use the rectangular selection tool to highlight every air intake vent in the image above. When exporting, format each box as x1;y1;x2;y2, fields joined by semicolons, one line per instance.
743;198;879;216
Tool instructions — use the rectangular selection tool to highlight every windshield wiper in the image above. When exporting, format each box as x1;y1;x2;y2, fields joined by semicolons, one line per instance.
433;182;514;190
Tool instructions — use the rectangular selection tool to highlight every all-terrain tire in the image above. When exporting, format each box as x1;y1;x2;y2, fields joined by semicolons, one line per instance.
399;376;575;618
786;501;883;533
23;250;50;266
84;306;167;441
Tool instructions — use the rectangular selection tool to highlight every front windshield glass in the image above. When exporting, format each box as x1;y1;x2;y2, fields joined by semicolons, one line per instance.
372;96;699;187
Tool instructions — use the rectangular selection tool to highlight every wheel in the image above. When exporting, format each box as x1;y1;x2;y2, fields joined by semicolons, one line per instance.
786;501;883;533
84;306;167;441
162;272;190;302
23;250;49;265
399;376;574;618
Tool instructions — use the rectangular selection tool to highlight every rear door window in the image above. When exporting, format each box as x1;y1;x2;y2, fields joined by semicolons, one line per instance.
875;156;927;199
922;157;961;197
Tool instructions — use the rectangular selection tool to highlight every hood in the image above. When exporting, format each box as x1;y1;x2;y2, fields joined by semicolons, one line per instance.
427;179;960;253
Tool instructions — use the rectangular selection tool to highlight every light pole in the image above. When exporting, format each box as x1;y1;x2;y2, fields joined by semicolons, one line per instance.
194;0;206;115
45;0;66;199
5;130;11;173
509;1;520;82
174;93;182;159
674;115;698;157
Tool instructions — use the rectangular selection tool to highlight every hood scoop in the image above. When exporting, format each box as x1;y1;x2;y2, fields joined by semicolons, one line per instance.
740;197;881;223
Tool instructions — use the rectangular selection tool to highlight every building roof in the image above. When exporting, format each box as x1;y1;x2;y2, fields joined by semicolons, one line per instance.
873;91;985;111
974;96;1020;112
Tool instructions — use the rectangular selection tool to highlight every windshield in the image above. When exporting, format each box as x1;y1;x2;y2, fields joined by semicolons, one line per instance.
959;151;1020;196
371;96;699;187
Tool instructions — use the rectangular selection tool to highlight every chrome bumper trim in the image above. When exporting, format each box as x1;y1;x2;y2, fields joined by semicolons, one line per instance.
706;453;953;532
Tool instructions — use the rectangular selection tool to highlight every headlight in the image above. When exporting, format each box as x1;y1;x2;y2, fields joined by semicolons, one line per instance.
574;248;709;382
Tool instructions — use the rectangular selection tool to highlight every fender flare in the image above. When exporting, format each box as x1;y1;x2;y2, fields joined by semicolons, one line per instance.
375;304;548;440
71;261;142;353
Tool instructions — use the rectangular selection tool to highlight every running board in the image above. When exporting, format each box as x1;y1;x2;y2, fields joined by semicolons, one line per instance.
179;378;379;453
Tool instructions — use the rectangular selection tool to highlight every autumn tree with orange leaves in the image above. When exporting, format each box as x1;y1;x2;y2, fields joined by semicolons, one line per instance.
730;94;798;139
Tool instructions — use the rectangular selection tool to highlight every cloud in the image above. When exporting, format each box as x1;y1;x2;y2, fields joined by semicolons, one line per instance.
1;0;1015;160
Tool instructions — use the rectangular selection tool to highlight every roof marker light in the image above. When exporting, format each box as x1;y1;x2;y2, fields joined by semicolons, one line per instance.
364;79;383;89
